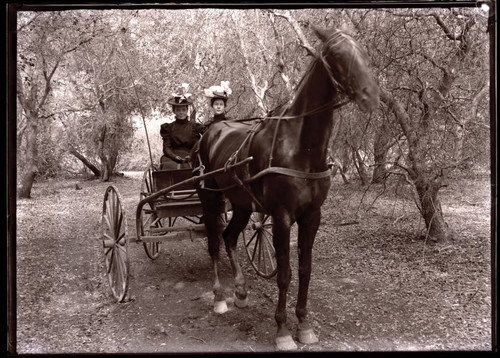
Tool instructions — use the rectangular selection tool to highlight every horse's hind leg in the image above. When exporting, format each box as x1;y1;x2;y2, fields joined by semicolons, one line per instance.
295;209;320;345
222;207;251;308
198;188;227;314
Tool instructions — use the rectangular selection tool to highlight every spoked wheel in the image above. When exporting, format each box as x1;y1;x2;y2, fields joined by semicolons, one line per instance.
242;212;277;278
101;185;129;302
140;167;161;259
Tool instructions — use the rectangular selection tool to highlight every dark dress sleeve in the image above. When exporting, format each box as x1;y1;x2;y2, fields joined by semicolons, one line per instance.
160;123;178;160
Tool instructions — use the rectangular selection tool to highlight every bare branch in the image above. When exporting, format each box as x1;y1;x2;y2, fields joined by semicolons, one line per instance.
430;13;461;41
470;82;489;118
17;13;42;32
267;9;317;57
420;53;448;74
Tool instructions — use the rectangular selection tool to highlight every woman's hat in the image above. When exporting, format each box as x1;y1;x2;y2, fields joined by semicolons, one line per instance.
204;81;232;100
168;83;193;106
167;96;193;106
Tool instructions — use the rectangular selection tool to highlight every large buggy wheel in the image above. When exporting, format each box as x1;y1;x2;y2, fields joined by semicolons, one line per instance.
101;185;129;302
242;213;277;278
140;166;161;259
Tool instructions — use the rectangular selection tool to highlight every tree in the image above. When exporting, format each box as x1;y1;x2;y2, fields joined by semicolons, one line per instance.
17;11;98;196
57;12;139;181
353;8;489;241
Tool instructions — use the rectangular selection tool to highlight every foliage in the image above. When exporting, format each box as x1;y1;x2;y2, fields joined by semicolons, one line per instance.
35;121;66;179
15;7;490;195
348;8;489;241
357;8;488;173
16;11;102;194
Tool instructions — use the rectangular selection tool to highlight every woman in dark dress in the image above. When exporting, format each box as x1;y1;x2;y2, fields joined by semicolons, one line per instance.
160;86;204;170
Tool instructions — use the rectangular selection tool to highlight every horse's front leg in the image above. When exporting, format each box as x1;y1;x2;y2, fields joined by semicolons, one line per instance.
211;249;227;314
199;189;228;314
295;208;321;345
272;216;296;350
223;207;251;308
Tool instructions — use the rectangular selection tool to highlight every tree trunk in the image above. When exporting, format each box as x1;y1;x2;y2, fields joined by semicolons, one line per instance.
454;82;488;169
68;146;101;176
231;12;269;116
337;148;351;184
17;121;38;198
108;150;119;177
339;167;350;184
268;12;294;97
97;124;111;182
100;160;110;182
372;121;391;184
18;171;37;199
352;148;369;185
372;152;387;184
414;175;451;242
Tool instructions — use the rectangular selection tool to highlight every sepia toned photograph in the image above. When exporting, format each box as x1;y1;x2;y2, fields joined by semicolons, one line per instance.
8;1;495;354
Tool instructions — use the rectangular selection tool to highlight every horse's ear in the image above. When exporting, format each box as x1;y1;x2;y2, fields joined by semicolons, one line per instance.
311;25;330;43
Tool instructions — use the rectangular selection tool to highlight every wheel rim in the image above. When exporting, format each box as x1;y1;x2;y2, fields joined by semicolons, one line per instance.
141;167;161;259
102;185;129;302
242;213;277;278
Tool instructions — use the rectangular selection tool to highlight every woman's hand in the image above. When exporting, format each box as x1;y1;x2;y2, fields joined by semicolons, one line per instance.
174;155;191;163
174;155;184;163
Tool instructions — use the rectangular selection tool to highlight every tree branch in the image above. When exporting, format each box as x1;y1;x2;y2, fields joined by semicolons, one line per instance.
267;9;317;57
430;12;461;41
470;81;489;118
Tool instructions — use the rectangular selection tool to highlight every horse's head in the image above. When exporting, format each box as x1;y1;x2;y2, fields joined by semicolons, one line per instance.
313;26;379;113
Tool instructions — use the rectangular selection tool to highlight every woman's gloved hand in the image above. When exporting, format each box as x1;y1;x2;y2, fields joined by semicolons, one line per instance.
174;155;191;163
174;155;184;163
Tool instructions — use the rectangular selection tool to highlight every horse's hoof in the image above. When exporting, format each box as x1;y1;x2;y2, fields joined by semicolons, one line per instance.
233;294;248;308
297;328;319;344
213;300;228;314
275;335;297;351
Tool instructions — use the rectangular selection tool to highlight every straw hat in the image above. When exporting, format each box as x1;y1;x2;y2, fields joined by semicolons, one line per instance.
204;81;232;102
168;83;193;106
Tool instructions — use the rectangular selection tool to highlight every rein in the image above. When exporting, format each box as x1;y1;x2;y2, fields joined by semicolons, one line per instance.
229;96;350;123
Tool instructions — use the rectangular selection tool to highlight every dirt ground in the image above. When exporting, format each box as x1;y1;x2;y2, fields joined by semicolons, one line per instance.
14;171;493;353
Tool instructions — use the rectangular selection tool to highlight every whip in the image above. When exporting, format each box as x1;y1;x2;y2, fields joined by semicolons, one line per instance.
119;48;155;170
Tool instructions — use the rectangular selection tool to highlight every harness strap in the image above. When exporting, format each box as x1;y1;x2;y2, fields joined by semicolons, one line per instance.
223;120;267;211
268;118;281;167
244;166;332;182
228;168;266;212
195;166;332;193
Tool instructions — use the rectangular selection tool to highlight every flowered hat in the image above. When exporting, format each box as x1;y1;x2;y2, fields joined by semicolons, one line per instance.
204;81;232;102
167;83;193;106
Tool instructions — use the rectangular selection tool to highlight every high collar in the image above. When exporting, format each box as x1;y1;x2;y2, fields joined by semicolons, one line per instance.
213;113;226;121
175;117;188;124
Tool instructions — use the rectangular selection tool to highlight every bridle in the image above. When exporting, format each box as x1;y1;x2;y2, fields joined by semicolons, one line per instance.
318;31;364;99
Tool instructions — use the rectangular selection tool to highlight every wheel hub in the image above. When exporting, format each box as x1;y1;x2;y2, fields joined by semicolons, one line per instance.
252;221;262;230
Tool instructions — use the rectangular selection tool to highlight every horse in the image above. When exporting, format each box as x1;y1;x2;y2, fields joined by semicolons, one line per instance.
192;25;379;350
